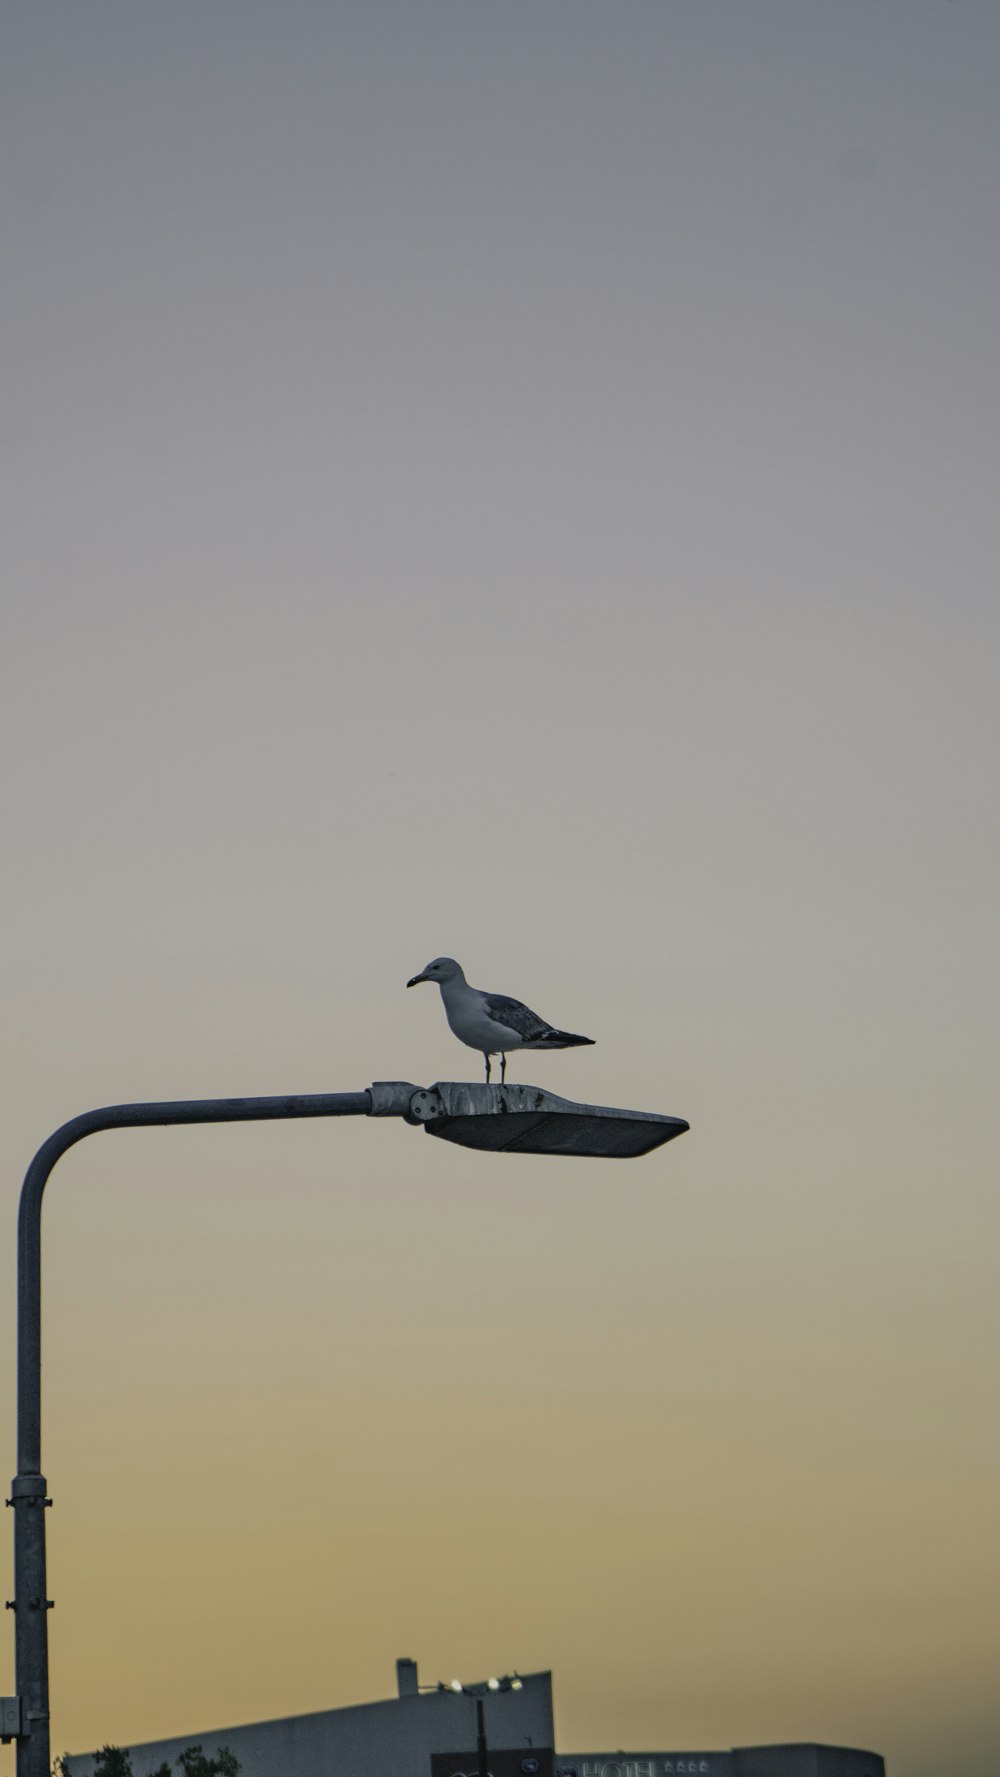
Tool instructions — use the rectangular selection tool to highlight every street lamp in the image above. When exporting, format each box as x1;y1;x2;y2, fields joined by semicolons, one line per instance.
437;1675;524;1777
4;1079;687;1777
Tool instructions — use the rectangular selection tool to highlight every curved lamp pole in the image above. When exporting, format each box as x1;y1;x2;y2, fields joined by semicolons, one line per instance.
8;1089;370;1777
5;1081;687;1777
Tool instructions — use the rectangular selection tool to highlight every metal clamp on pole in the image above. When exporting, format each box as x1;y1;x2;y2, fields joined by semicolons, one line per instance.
367;1082;446;1124
1;1696;23;1743
367;1081;423;1119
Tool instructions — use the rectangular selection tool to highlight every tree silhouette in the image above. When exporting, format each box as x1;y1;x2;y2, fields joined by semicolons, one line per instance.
175;1747;240;1777
93;1752;134;1777
53;1741;238;1777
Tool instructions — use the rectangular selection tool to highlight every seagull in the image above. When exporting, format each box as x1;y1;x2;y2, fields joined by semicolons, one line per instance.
406;956;595;1083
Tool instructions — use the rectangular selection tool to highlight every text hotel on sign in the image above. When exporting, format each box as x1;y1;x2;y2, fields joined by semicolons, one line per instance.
574;1761;716;1777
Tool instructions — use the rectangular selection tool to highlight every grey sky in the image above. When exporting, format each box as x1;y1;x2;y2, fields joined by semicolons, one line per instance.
2;8;999;1777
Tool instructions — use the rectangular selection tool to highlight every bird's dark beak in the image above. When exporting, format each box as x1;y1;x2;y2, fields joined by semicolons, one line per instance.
406;974;428;988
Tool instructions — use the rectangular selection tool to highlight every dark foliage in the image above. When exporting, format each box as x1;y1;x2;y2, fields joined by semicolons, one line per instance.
93;1752;134;1777
176;1747;240;1777
55;1740;238;1777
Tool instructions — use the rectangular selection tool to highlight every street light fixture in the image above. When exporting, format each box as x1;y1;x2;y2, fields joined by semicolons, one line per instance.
5;1079;687;1777
436;1675;525;1777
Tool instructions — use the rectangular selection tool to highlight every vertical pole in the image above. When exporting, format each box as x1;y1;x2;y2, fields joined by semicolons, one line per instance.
10;1477;49;1777
14;1118;56;1777
476;1695;489;1777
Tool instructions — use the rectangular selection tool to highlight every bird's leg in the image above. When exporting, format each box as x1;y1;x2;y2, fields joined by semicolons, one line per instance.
484;1053;491;1084
500;1052;507;1084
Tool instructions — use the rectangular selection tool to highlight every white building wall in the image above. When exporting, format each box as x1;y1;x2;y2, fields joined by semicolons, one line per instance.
67;1670;554;1777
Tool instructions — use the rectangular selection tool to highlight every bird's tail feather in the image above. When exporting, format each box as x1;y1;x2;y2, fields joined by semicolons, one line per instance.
526;1030;595;1050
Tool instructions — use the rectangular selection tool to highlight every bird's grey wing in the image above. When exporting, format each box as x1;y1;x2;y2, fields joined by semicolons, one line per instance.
483;993;552;1042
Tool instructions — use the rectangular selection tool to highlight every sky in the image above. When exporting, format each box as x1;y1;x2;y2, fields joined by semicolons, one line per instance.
1;4;998;1775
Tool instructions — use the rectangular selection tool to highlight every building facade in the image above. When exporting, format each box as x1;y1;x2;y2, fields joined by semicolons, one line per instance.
558;1751;884;1777
66;1661;884;1777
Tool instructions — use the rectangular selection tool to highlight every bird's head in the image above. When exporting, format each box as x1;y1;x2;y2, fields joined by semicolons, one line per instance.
406;956;464;989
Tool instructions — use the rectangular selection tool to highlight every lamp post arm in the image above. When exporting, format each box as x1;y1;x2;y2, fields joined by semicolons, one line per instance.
11;1087;371;1777
17;1090;371;1473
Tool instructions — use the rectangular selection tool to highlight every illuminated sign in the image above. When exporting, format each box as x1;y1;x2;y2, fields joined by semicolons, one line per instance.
560;1757;726;1777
